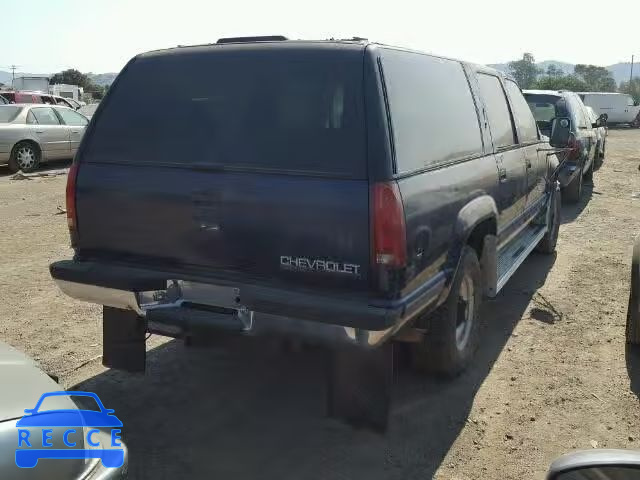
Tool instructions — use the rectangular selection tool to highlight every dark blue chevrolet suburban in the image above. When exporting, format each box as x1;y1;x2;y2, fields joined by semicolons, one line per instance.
50;37;568;429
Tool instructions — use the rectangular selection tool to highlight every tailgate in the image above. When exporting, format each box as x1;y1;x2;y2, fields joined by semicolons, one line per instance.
75;164;371;291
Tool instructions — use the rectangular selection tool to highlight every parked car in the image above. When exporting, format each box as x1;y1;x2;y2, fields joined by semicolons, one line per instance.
1;91;79;110
50;37;566;429
0;91;46;104
0;340;128;478
524;90;600;203
0;104;89;172
548;449;640;479
584;105;607;167
578;92;640;126
78;103;99;120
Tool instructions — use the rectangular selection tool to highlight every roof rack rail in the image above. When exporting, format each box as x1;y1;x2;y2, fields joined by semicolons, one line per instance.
216;36;288;44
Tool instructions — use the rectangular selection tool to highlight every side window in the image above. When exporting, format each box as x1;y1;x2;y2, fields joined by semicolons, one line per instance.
57;108;89;126
31;107;61;125
26;111;38;124
567;95;588;128
504;80;539;143
476;74;517;150
380;50;483;173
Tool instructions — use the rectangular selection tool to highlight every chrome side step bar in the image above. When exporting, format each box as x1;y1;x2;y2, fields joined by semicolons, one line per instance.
496;224;547;294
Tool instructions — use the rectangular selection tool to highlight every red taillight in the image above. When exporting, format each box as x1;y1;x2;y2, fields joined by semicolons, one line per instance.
567;134;580;160
66;162;79;245
372;182;407;267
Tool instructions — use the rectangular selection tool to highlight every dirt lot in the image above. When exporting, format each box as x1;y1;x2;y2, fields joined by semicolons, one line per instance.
1;129;640;479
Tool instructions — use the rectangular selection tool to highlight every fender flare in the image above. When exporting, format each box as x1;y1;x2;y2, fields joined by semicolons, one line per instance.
454;195;499;241
438;195;499;302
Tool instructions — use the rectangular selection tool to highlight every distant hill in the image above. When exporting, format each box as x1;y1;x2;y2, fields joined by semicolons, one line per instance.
489;61;639;85
0;71;117;87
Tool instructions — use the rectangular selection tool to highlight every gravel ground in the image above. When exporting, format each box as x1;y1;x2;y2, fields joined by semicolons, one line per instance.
1;129;640;479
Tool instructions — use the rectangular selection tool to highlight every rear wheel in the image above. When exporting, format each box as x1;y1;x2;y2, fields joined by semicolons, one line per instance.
8;141;40;173
412;246;482;377
564;169;583;204
627;238;640;345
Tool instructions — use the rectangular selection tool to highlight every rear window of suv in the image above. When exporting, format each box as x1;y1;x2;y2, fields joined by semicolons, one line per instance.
524;94;568;133
380;49;483;173
84;48;366;178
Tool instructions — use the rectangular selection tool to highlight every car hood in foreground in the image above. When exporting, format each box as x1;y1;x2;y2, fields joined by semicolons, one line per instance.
0;341;73;423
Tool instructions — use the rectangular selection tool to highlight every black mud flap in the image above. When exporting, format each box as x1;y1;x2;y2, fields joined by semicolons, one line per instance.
102;307;146;372
326;343;393;432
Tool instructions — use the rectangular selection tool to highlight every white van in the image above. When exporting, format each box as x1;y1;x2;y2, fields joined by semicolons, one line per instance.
578;92;640;125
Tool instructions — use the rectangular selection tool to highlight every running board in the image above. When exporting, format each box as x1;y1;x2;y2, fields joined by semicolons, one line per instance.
496;224;547;293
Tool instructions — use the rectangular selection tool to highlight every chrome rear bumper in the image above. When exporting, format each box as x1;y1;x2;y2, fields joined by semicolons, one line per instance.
53;278;403;348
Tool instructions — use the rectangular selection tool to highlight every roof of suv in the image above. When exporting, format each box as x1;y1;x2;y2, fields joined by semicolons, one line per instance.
137;37;508;80
140;38;369;59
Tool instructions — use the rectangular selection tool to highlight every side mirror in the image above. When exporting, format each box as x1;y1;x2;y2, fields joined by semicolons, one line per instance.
548;450;640;480
550;117;572;147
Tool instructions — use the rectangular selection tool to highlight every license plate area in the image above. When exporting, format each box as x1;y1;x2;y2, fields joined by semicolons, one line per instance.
138;280;241;310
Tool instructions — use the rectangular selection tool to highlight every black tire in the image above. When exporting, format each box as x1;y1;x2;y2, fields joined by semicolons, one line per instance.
536;185;561;254
627;238;640;345
564;169;583;204
412;245;482;377
584;156;594;182
8;141;41;173
597;141;606;169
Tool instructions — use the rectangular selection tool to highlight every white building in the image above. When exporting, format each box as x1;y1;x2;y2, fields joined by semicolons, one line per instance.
49;84;84;101
13;76;50;92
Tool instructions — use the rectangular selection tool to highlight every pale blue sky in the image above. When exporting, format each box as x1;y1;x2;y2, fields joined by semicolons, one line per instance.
5;0;640;74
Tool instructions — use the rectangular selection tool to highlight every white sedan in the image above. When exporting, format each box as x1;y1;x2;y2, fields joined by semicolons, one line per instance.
0;104;89;173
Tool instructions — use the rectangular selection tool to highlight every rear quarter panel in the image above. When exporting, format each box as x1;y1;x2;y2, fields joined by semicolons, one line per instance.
398;155;500;298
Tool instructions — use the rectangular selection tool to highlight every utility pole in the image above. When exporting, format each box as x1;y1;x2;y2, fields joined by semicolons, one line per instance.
7;65;21;87
631;55;635;85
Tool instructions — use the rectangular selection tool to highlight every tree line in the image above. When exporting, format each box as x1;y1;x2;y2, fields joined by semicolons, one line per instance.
508;53;639;103
50;69;110;99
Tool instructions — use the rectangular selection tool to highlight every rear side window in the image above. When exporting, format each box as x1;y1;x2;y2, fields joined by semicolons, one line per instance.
566;94;588;128
380;50;482;173
57;108;88;126
0;106;22;122
477;74;516;150
504;80;538;143
31;107;61;125
85;49;366;178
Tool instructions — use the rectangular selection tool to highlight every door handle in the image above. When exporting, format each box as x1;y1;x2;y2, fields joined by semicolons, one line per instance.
498;167;507;182
35;130;44;134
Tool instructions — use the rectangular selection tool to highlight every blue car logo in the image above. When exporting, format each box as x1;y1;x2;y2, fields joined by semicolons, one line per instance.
15;391;124;469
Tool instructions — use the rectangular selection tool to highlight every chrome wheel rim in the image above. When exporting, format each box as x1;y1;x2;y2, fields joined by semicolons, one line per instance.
16;146;36;170
455;273;474;351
